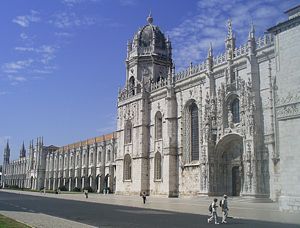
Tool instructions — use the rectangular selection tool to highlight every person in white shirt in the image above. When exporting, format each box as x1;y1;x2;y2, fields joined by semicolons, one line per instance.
208;198;219;224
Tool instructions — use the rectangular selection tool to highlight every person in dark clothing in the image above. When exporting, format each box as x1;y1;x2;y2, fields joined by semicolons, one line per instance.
142;191;147;204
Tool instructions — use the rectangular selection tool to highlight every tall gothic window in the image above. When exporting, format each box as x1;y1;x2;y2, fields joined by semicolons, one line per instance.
124;154;132;180
76;154;79;166
83;154;86;165
155;111;162;140
98;151;101;163
60;157;62;169
124;120;132;144
129;76;135;96
190;103;199;161
107;150;111;162
154;152;162;180
90;152;93;164
231;98;240;123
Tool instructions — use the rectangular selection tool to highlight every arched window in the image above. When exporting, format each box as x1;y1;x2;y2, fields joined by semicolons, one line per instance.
155;111;162;140
98;151;101;163
129;76;135;96
124;121;132;144
76;154;80;166
190;103;199;161
124;154;132;180
107;150;111;162
90;152;93;164
154;152;162;180
59;157;62;169
83;153;86;165
231;98;240;123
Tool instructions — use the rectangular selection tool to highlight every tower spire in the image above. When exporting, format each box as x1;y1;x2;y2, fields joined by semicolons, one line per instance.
20;141;26;158
3;139;10;164
227;19;233;39
248;20;255;40
208;42;213;58
147;11;153;24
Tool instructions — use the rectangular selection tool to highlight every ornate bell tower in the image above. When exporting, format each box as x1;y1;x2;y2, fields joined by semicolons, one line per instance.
116;14;172;195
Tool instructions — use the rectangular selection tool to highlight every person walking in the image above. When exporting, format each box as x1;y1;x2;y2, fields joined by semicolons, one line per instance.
142;191;147;204
208;198;219;224
221;194;229;224
84;189;89;198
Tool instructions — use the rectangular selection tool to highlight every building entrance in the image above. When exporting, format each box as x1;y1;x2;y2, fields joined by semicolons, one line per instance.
215;133;243;196
232;166;241;196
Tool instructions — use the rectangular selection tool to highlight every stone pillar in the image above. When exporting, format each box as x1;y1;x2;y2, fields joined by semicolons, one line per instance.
53;178;56;190
82;177;85;189
97;176;101;193
69;179;72;191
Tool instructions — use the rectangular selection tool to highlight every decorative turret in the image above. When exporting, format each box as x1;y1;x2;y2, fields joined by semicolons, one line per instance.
248;22;256;56
123;13;173;97
19;141;26;158
207;42;213;72
3;140;10;164
225;19;236;60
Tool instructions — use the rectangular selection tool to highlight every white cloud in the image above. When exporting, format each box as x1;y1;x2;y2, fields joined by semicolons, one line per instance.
55;32;73;37
15;47;35;52
119;0;137;6
62;0;101;7
0;91;8;96
2;59;34;73
50;12;96;29
14;45;58;65
167;0;299;70
20;33;28;40
12;10;40;27
8;75;27;82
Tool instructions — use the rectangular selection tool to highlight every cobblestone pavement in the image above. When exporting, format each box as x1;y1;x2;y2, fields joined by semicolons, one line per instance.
1;189;300;227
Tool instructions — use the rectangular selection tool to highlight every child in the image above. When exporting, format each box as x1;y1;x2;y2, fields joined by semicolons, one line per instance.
208;198;219;224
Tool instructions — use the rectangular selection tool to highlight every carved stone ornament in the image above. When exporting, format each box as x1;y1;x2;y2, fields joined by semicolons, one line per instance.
275;92;300;120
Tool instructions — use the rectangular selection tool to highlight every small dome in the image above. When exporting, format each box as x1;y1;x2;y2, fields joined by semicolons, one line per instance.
138;23;166;49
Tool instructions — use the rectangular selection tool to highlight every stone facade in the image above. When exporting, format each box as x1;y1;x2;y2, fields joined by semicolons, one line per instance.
2;6;300;212
116;15;274;198
44;133;117;193
268;5;300;212
2;138;58;190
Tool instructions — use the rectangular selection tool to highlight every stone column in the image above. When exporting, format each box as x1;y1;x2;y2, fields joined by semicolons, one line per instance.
69;179;72;191
82;177;85;189
97;176;101;193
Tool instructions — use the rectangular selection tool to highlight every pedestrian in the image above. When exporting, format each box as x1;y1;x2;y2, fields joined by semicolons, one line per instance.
142;191;146;204
221;194;229;224
84;189;88;198
208;198;219;224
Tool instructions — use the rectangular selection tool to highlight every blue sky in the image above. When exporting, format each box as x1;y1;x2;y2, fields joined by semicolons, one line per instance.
0;0;298;162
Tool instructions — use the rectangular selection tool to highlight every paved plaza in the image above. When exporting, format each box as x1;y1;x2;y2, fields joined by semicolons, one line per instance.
0;189;299;227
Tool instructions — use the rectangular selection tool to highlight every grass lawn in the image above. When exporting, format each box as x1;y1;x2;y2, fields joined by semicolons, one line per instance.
0;214;30;228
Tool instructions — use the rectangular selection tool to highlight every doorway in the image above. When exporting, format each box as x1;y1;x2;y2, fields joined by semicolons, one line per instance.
232;166;241;196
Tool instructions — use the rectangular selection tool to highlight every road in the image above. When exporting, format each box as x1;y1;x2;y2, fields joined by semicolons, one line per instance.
0;191;298;227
